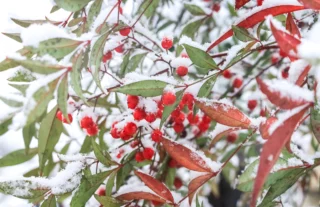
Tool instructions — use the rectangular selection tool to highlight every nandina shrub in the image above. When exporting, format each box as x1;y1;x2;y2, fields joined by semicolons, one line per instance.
0;0;320;207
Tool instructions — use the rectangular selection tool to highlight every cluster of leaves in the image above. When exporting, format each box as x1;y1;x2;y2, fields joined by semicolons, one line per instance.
0;0;320;207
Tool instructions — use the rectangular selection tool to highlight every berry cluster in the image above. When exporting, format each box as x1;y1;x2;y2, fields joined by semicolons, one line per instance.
80;116;99;136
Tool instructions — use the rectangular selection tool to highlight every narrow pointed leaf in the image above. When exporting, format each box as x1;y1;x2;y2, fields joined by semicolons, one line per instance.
184;4;207;16
116;191;166;203
57;74;69;122
250;104;310;207
94;195;121;207
188;173;213;205
11;18;47;28
0;148;37;167
183;44;217;70
161;137;213;172
0;48;32;72
86;0;103;31
295;64;311;86
23;123;36;154
12;59;66;74
206;3;305;51
195;100;252;129
54;0;92;12
232;25;257;42
41;195;57;207
235;0;250;10
286;13;301;38
2;32;22;43
135;171;174;203
311;105;320;144
91;139;115;167
256;78;313;110
111;80;168;97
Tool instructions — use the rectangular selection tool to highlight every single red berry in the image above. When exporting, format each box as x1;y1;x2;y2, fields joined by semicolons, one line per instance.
127;95;139;109
130;140;140;148
173;122;184;133
151;129;162;142
119;27;131;36
187;112;199;125
80;116;94;129
232;78;243;88
135;152;145;162
162;92;176;106
181;93;194;105
222;70;232;79
271;54;279;64
161;37;173;50
115;44;124;53
120;130;131;140
279;50;287;58
168;159;179;168
123;122;137;136
176;66;188;77
198;121;210;132
86;124;99;136
119;7;123;14
282;67;289;79
151;201;164;206
174;177;183;189
172;112;185;124
260;109;266;117
102;51;112;63
227;132;237;143
157;108;163;118
171;108;181;118
116;152;122;159
143;147;154;160
133;108;146;121
212;3;221;12
145;113;157;123
202;115;211;124
111;128;121;139
248;100;258;111
97;187;106;196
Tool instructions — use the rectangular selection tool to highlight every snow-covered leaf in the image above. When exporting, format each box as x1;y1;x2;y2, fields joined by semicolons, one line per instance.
12;59;66;74
0;180;48;199
54;0;92;12
11;18;48;28
235;0;250;10
85;0;103;31
120;52;147;78
41;195;57;207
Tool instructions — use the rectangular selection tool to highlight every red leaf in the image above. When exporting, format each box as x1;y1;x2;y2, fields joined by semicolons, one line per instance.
235;0;250;9
257;0;264;6
195;100;252;129
188;173;214;205
206;4;305;52
250;104;310;207
286;13;301;38
209;125;240;148
299;0;320;10
116;191;166;203
161;137;214;172
134;171;174;203
256;78;313;110
295;64;311;86
270;20;301;61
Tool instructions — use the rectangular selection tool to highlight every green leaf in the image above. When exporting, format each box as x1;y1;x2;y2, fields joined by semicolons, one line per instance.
86;0;103;31
23;123;36;154
197;74;218;98
7;69;36;82
41;195;57;207
38;106;63;172
120;52;147;78
116;163;132;191
258;168;306;207
0;96;23;107
68;17;85;27
180;18;203;38
11;18;47;28
2;32;22;43
105;171;117;196
0;48;32;72
71;170;114;207
25;77;60;125
80;136;92;153
111;80;168;97
57;74;69;121
160;90;184;128
54;0;92;12
165;168;176;188
237;157;292;192
0;148;37;167
232;25;257;42
184;4;206;16
91;139;115;167
12;59;65;74
60;142;71;155
90;33;108;91
183;44;218;70
139;0;160;19
32;38;82;59
94;195;121;207
50;5;60;13
0;180;48;199
0;116;13;136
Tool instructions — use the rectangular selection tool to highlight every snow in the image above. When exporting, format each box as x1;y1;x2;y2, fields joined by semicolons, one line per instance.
288;60;310;84
209;124;232;139
298;20;320;61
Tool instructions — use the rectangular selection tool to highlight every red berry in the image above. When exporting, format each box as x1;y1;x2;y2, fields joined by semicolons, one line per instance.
127;95;139;109
171;108;181;118
198;121;210;132
157;108;163;118
86;124;99;136
120;130;131;140
248;100;257;111
123;122;137;136
222;70;232;79
227;132;237;143
173;122;184;133
151;129;162;142
135;152;145;162
232;78;243;88
151;201;163;206
80;116;94;129
119;27;131;36
116;152;122;159
143;147;154;160
162;92;176;106
202;115;211;124
102;51;112;63
174;177;183;189
282;67;289;79
115;44;124;53
62;114;73;124
279;50;287;58
133;108;146;121
168;159;179;168
119;7;123;14
130;140;140;148
111;128;120;139
176;66;188;76
271;55;279;64
181;93;194;106
172;112;185;124
145;113;157;123
181;53;189;58
161;37;173;50
260;109;266;117
212;3;221;12
97;187;106;196
187;112;199;125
